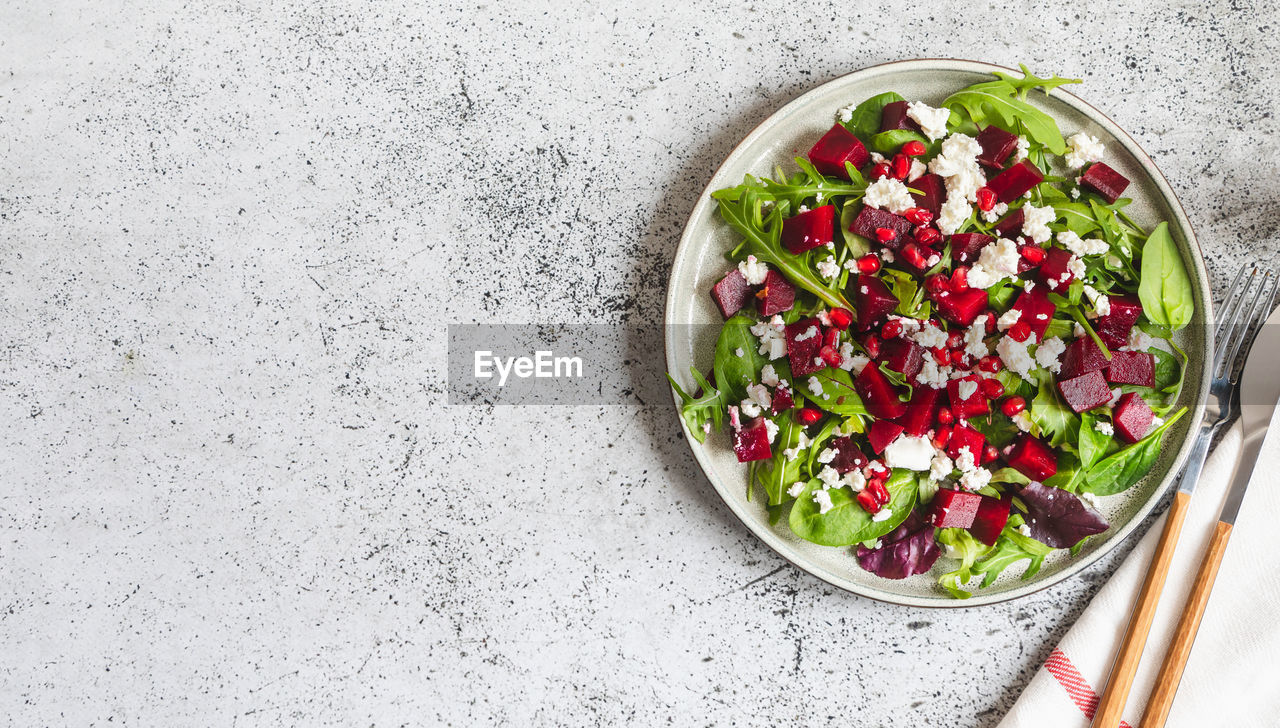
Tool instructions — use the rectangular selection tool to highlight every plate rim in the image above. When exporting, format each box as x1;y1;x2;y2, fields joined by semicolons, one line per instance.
663;58;1212;608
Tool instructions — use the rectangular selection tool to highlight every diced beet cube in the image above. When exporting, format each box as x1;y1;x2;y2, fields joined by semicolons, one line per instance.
879;100;919;132
732;418;773;462
991;206;1025;238
808;124;870;180
976;125;1019;168
781;204;836;254
1080;162;1130;203
786;318;825;376
711;269;753;319
1011;287;1056;342
1057;370;1113;413
947;378;990;422
896;385;940;437
909;174;946;214
1106;351;1156;387
855;362;909;420
987;159;1044;203
849;206;913;249
950;233;994;264
878;337;925;380
946;421;987;462
1059;336;1109;380
1004;434;1058;482
969;496;1011;545
867;419;905;454
855;275;900;330
1113;392;1155;443
1095;296;1143;349
1039;246;1076;291
930;489;983;529
829;436;869;473
771;384;794;414
756;270;796;316
935;287;989;326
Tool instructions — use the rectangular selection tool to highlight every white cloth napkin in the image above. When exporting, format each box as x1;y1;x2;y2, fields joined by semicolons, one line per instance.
999;421;1280;728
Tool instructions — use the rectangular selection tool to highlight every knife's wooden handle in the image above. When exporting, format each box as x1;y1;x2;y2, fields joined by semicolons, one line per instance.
1093;490;1191;728
1139;520;1234;728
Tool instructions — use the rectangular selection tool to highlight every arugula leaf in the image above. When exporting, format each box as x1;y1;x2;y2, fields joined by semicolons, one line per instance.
788;470;918;546
877;362;914;401
758;416;803;506
1028;370;1079;448
936;528;992;599
991;64;1082;97
1083;406;1188;495
1053;202;1103;237
1138;222;1194;331
971;528;1054;587
943;81;1067;154
667;367;725;442
841;92;905;140
712;314;767;403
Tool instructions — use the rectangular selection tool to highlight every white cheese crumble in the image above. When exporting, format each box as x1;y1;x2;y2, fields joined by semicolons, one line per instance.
816;447;836;464
917;358;953;389
843;350;870;375
1017;524;1033;537
1096;420;1115;436
957;379;979;402
997;308;1022;332
965;315;990;359
997;335;1037;381
955;446;977;473
966;238;1022;289
871;507;894;522
929;453;954;481
1012;410;1034;432
863;177;916;215
782;432;812;462
1080;491;1102;509
1067;255;1087;280
817;465;842;490
913;324;948;349
906;101;951;141
908;158;927;182
738;255;768;285
735;347;745;357
837;104;857;124
746;382;772;411
1021;204;1056;244
817;255;840;280
750;316;787;360
1035;336;1067;374
1065;132;1105;169
1121;329;1154;352
1013;135;1030;162
844;469;867;492
883;435;935;471
959;467;992;492
764;419;779;443
761;364;780;387
981;201;1009;224
787;481;807;498
795;325;819;342
1058;230;1110;257
739;398;761;418
1025;280;1036;293
807;376;825;399
937;195;971;237
1083;285;1111;316
813;489;835;514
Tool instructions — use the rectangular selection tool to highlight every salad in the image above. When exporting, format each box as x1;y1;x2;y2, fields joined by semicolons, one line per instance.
669;66;1195;598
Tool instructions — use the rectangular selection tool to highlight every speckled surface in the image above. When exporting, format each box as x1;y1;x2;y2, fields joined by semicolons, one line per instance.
2;1;1277;725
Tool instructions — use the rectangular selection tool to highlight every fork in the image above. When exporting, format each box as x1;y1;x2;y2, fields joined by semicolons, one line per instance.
1093;264;1277;728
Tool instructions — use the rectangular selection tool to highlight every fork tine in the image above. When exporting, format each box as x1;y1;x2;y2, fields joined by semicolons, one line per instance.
1219;268;1276;380
1212;266;1258;374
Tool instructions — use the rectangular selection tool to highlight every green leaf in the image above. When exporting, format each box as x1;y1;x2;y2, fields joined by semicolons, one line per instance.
936;528;992;599
1053;202;1103;237
712;315;768;404
788;470;918;547
943;81;1067;154
991;64;1082;97
1078;410;1112;471
971;529;1055;588
1151;344;1186;397
667;367;725;443
1138;222;1194;331
758;416;803;506
877;362;914;401
798;368;869;417
841;92;905;140
1028;370;1079;448
868;129;932;156
1084;406;1187;495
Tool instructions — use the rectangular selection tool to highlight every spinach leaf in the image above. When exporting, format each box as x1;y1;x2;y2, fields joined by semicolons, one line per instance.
1053;202;1102;237
788;470;918;547
1028;370;1078;448
841;92;905;140
869;129;933;156
943;81;1067;154
1138;222;1194;331
758;416;803;506
799;368;869;416
712;314;767;403
1083;406;1187;495
1077;410;1111;471
667;367;726;443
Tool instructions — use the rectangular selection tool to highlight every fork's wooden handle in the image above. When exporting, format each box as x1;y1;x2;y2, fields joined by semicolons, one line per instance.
1093;491;1192;728
1139;520;1234;728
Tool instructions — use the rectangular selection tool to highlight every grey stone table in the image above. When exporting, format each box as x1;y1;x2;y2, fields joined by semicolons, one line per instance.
2;1;1277;725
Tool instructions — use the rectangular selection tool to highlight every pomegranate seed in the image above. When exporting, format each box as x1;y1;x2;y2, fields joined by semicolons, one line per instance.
796;407;823;425
936;407;954;425
856;254;881;274
983;444;1001;464
857;489;881;514
892;154;911;180
925;274;951;294
875;227;897;243
914;227;942;247
880;319;903;340
977;355;1003;373
1020;245;1046;264
901;243;928;269
950;349;970;367
823;328;840;349
1001;396;1026;417
828;307;854;330
931;346;949;365
818;344;843;368
904;207;934;225
902;140;927;157
1008;320;1032;342
981;377;1005;399
950;266;969;291
976;187;997;212
870;162;892;180
946;331;965;350
931;424;953;450
868;478;891;505
860;334;882;359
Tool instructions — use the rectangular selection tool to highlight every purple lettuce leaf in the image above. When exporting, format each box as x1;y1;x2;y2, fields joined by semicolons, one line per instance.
1018;482;1109;549
855;512;941;579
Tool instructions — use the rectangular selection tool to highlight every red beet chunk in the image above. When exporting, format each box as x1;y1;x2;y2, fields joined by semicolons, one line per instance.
991;206;1025;238
808;124;870;180
879;100;919;132
711;269;753;319
855;361;909;420
947;378;991;422
785;318;825;376
1039;246;1077;291
732;418;773;462
897;385;941;437
987;159;1044;203
771;384;794;414
855;275;900;330
969;496;1011;545
976;125;1019;168
1080;162;1130;203
756;270;796;316
935;287;990;326
1004;434;1058;482
1011;287;1056;341
909;174;946;214
867;419;905;454
946;421;987;462
930;489;982;529
1059;336;1109;380
1057;370;1113;413
849;206;913;249
829;436;869;473
1095;295;1143;349
951;233;994;264
878;337;925;380
1113;392;1155;443
1106;351;1156;387
781;204;836;253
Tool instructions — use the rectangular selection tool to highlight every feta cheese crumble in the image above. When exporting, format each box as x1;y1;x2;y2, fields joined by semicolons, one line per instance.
906;101;951;141
929;453;954;481
734;347;745;357
863;177;916;215
738;255;768;285
817;255;840;280
761;364;780;387
806;376;825;399
749;316;787;360
1013;135;1030;163
739;398;761;418
1095;420;1115;436
816;447;836;464
981;201;1009;224
883;435;936;471
965;238;1022;289
965;315;990;358
795;325;819;342
913;324;949;349
956;379;979;402
917;358;953;389
1035;336;1067;374
787;481;807;498
997;335;1036;381
1021;204;1056;244
997;308;1022;332
937;195;971;237
871;508;894;522
812;489;835;514
1058;230;1110;257
959;467;992;492
908;158;927;182
763;419;779;443
1065;132;1105;169
1083;285;1111;316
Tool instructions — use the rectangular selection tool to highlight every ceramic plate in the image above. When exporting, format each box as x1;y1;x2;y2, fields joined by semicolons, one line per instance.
664;59;1212;607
